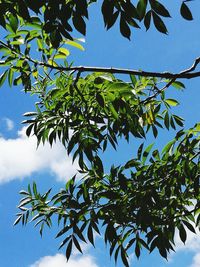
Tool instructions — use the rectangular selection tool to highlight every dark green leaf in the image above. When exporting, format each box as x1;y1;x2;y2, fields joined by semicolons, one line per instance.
180;2;193;20
137;0;147;21
144;10;151;30
152;12;168;34
150;1;171;17
179;224;187;244
66;239;73;261
120;16;131;40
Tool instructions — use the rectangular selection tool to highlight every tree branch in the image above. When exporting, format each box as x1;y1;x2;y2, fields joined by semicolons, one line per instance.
27;62;200;79
25;57;200;79
1;40;200;80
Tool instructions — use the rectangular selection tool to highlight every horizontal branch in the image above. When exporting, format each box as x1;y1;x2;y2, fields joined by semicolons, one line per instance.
33;57;200;80
1;40;200;80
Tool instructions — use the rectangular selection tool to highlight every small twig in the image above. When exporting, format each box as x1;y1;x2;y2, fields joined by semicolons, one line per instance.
189;151;200;162
141;78;176;104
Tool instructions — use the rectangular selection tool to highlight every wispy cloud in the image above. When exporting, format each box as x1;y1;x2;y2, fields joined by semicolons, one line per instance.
189;252;200;267
2;117;14;131
0;126;79;183
171;221;200;266
29;253;99;267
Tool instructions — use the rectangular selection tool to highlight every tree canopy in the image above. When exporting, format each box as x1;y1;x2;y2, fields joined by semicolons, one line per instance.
0;1;199;266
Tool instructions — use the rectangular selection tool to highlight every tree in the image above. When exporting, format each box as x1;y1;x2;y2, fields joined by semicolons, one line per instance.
0;1;199;266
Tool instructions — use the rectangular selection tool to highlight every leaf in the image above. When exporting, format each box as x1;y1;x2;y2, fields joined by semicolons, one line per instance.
107;82;132;92
72;235;83;253
87;224;95;246
162;139;175;154
33;182;37;197
0;70;8;87
120;16;131;40
182;220;196;233
96;93;105;107
165;99;179;106
13;215;22;226
142;143;154;163
179;224;187;244
8;14;18;32
164;112;170;130
171;81;185;90
152;12;168;34
66;239;73;261
180;2;193;21
107;11;119;30
137;0;147;21
152;125;158;138
65;40;85;51
58;47;70;56
130;74;137;86
72;14;86;35
8;68;14;87
121;247;129;267
135;238;141;258
144;10;151;30
137;143;144;160
150;1;171;17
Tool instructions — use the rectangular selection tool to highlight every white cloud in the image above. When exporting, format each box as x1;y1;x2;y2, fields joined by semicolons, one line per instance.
170;222;200;267
29;253;99;267
0;127;79;183
190;252;200;267
174;228;200;253
2;117;14;131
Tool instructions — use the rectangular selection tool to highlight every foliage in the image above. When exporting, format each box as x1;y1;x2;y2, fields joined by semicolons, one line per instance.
0;1;199;266
0;0;195;46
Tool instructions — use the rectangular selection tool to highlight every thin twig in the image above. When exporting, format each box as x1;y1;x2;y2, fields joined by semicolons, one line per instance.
141;78;176;104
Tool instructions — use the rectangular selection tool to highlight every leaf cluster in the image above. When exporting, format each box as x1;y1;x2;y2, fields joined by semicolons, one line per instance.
15;128;200;266
0;0;194;46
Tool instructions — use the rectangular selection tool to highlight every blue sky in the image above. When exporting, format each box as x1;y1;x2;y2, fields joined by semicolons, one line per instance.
0;1;200;267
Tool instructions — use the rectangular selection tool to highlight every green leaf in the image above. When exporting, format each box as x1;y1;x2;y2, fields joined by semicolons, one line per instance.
96;93;105;107
13;215;22;226
171;81;185;90
165;99;179;106
137;0;147;20
121;247;129;267
73;15;86;35
107;82;132;92
72;236;83;253
144;10;151;30
162;139;175;154
135;240;141;258
150;1;171;17
182;220;196;233
164;112;170;130
130;74;137;86
87;224;95;246
66;239;73;261
120;16;131;39
8;68;14;87
33;182;37;197
8;14;19;32
0;70;8;87
179;224;187;243
152;12;168;34
57;48;70;56
180;2;193;21
142;143;154;163
137;143;144;160
65;40;85;51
